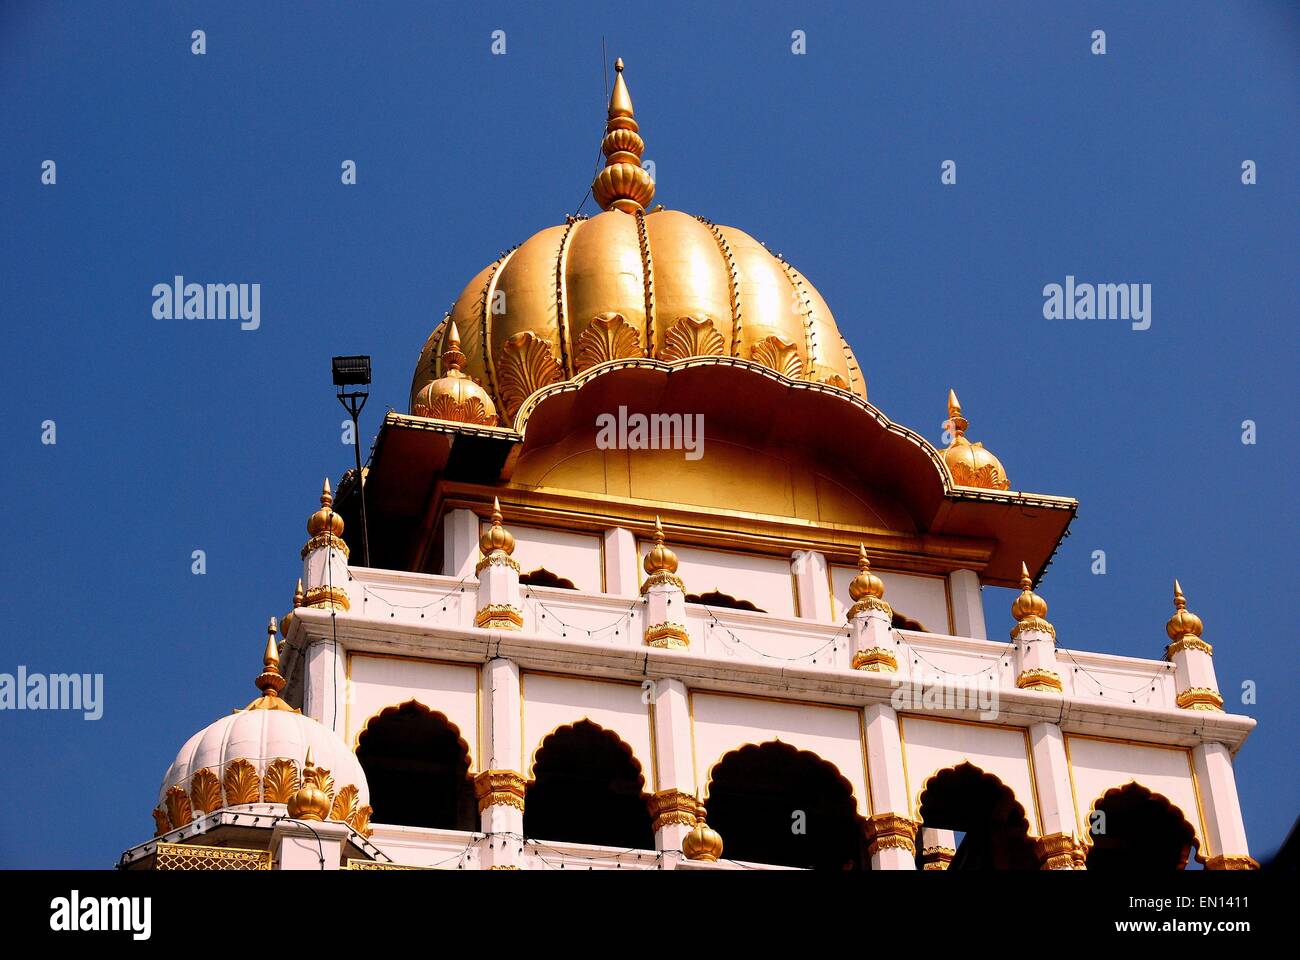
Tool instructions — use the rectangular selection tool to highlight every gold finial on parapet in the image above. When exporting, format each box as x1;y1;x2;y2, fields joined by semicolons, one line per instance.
479;496;516;557
591;58;655;213
1166;579;1206;644
847;544;891;619
294;578;304;606
1010;562;1054;638
682;818;724;862
642;516;681;580
287;748;333;822
281;578;305;638
246;618;296;712
307;478;345;538
942;389;1010;491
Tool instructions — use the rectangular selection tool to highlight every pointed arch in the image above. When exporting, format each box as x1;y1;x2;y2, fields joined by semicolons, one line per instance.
703;740;866;869
524;719;654;849
1085;781;1201;870
917;762;1039;870
355;700;476;830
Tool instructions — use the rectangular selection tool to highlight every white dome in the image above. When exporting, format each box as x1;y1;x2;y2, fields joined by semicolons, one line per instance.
157;707;369;808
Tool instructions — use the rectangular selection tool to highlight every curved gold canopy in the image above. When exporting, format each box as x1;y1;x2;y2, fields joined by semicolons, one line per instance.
409;59;867;424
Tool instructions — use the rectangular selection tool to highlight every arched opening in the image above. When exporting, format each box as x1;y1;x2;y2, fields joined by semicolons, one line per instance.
687;590;766;613
520;567;576;590
1086;783;1198;870
524;720;654;849
891;611;927;632
355;701;476;831
705;741;866;869
917;763;1038;869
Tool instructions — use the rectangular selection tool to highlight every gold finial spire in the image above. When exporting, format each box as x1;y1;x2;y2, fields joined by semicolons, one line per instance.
294;578;304;606
287;747;333;821
442;321;467;371
941;389;1010;490
1166;578;1205;642
281;579;304;638
307;478;345;538
1010;561;1054;637
947;389;967;438
642;516;684;592
478;496;516;557
591;58;655;213
847;544;890;619
246;618;295;711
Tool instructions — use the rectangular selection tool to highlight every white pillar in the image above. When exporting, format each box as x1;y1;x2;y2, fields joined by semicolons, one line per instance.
919;827;956;870
603;527;640;596
301;479;351;614
947;568;986;639
791;550;833;621
475;500;523;630
271;819;350;870
442;508;480;579
477;656;526;869
1028;721;1086;869
301;638;348;737
649;678;699;864
862;703;918;870
1192;742;1256;869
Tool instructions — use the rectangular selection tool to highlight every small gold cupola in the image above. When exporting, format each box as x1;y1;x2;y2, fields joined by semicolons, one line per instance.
411;321;500;425
478;497;516;558
942;390;1011;491
642;517;684;592
591;58;655;213
847;544;892;619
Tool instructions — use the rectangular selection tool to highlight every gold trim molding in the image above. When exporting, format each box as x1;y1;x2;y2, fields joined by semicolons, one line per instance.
475;604;524;630
1016;668;1063;693
645;622;689;648
474;770;527;813
1175;687;1224;712
863;813;920;858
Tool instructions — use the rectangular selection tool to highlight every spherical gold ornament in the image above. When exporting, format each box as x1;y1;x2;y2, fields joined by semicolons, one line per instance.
682;819;723;862
306;478;344;537
479;497;515;556
1165;580;1204;640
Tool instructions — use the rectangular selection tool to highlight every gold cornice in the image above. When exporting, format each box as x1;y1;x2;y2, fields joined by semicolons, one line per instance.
1166;636;1213;659
851;647;898;673
863;813;920;858
1203;854;1259;870
474;770;527;812
1035;832;1087;870
645;623;689;649
647;789;703;831
1175;687;1224;712
475;604;524;630
1016;668;1064;693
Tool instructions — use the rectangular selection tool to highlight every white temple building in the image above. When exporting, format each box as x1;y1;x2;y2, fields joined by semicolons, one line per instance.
121;61;1257;872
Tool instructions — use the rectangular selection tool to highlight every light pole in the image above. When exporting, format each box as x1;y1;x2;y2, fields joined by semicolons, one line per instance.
332;354;371;568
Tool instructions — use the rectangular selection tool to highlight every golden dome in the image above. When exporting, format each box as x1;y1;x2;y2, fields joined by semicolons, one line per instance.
942;390;1010;491
410;59;868;423
411;321;499;426
1165;580;1204;642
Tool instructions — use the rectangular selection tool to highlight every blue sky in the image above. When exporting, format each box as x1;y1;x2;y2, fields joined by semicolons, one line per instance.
1;2;1295;868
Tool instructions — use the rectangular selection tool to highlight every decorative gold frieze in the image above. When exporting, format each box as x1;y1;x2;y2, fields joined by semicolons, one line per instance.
1166;636;1213;658
920;845;956;870
475;604;524;630
863;813;920;858
300;533;349;560
1016;668;1063;693
475;552;521;576
155;843;271;871
1175;687;1224;712
474;770;528;813
852;647;898;673
302;585;350;612
347;859;430;870
647;789;703;831
1035;832;1088;870
1204;854;1259;871
645;623;689;649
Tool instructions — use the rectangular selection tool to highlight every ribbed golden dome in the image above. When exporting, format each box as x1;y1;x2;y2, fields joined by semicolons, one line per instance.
942;390;1010;491
410;60;867;423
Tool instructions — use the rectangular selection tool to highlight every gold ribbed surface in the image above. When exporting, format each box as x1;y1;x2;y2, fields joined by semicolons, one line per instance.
409;208;868;418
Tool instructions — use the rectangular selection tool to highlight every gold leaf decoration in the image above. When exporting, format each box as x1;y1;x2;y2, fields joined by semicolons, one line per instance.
497;331;563;418
574;312;642;372
659;315;725;363
190;768;223;815
750;335;803;379
351;805;374;838
152;807;171;837
223;758;261;806
821;374;850;391
262;758;300;803
330;784;360;824
164;785;192;830
308;764;336;805
418;392;498;426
